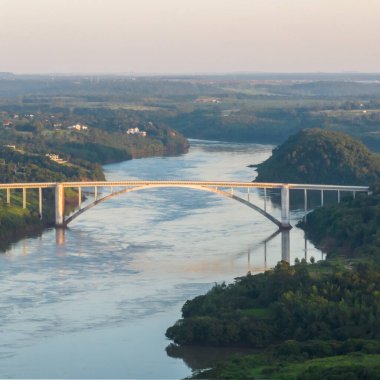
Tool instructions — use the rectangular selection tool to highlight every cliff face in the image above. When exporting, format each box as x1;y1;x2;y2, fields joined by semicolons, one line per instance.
255;128;380;185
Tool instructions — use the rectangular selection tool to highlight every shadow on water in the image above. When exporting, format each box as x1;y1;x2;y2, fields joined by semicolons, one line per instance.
0;224;47;253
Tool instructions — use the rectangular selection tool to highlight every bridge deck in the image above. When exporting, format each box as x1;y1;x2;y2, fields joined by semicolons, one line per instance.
0;180;370;192
0;180;370;229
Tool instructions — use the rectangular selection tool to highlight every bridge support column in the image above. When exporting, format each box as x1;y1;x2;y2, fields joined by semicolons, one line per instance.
264;188;267;212
281;185;291;229
23;188;26;209
55;183;65;227
304;189;308;212
39;188;42;219
78;187;82;209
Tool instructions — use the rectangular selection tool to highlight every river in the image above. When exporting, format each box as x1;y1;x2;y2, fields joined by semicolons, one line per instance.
0;140;322;379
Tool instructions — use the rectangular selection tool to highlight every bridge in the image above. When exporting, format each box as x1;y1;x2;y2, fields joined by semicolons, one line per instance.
0;180;370;230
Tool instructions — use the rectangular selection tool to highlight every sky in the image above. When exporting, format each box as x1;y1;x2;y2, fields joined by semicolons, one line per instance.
0;0;379;74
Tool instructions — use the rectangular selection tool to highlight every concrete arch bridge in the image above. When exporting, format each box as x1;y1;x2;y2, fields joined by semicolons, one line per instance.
0;180;369;230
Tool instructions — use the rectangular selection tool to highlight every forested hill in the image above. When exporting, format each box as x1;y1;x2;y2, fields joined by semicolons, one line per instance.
255;129;380;185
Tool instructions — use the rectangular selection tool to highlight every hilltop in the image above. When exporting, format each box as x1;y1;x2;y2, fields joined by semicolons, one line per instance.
255;129;380;185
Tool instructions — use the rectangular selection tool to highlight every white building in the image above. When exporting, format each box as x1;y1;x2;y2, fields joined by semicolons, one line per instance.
45;153;67;164
68;124;88;131
126;127;147;137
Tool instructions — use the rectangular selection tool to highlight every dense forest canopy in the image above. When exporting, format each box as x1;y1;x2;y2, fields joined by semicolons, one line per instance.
166;259;380;379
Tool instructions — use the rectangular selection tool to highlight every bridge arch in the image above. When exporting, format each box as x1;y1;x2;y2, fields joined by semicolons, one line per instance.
64;184;283;228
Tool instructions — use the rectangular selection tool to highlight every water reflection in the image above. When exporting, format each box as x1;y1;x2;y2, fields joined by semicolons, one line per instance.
281;229;290;263
55;227;65;245
54;224;308;269
244;229;307;270
166;343;256;372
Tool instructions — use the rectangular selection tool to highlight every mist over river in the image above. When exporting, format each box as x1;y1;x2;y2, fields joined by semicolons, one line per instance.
0;140;321;379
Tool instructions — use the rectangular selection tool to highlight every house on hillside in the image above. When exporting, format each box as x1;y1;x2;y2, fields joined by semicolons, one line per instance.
45;153;67;164
68;124;88;131
126;127;147;137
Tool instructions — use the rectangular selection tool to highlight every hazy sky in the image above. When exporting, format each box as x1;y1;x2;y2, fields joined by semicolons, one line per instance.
0;0;379;74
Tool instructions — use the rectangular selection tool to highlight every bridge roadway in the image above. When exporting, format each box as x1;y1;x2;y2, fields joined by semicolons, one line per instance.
0;180;370;229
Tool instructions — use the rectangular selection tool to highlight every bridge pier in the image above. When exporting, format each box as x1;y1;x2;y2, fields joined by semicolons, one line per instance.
78;186;82;209
23;188;26;209
55;183;65;227
264;187;267;211
304;189;307;212
39;188;42;219
281;185;292;229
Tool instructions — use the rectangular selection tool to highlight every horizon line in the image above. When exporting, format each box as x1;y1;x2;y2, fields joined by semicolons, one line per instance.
2;71;380;77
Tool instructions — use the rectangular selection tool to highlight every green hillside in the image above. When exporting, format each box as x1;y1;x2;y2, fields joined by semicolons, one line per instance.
255;129;380;185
